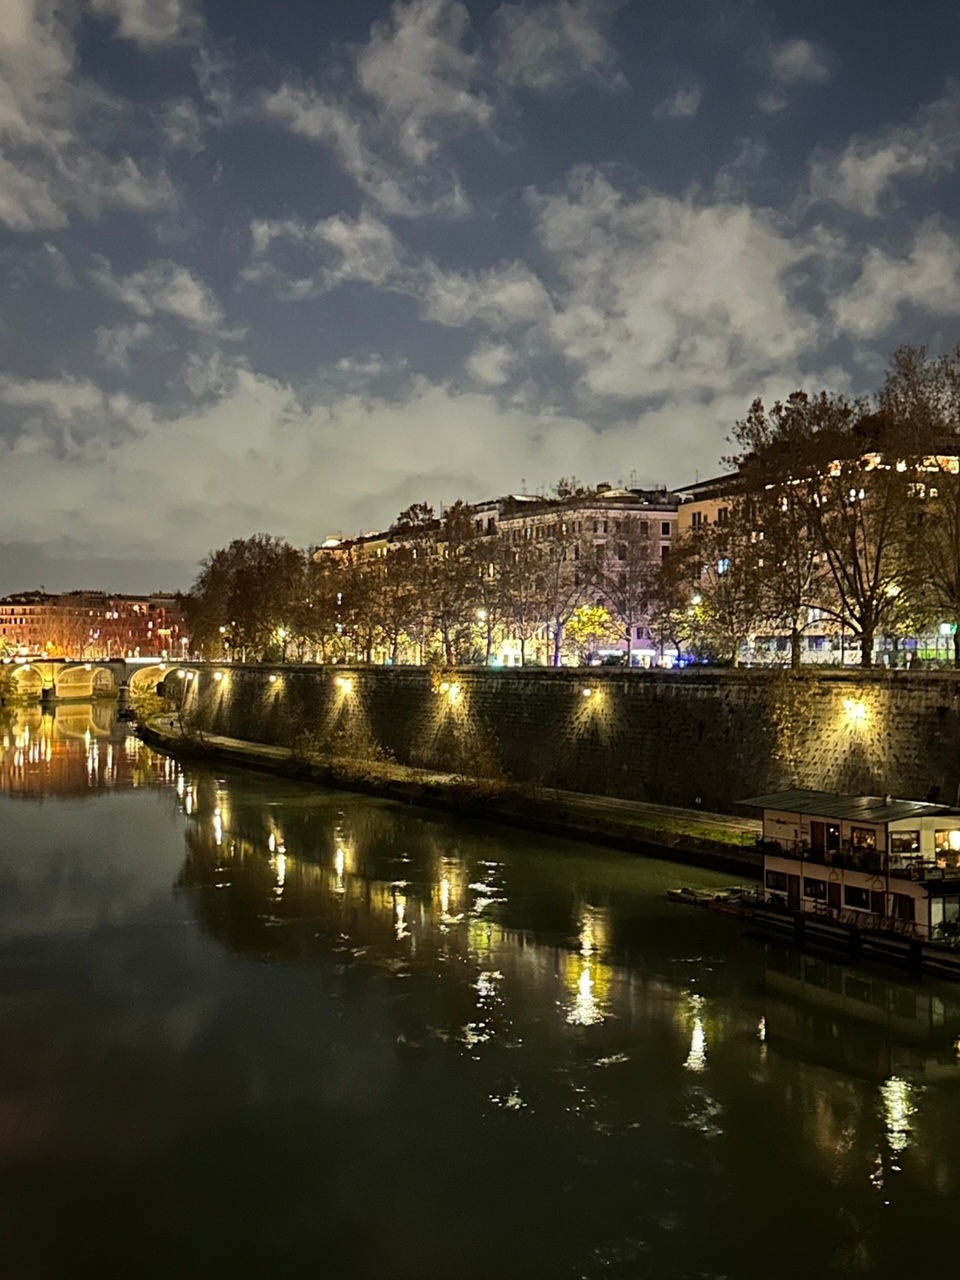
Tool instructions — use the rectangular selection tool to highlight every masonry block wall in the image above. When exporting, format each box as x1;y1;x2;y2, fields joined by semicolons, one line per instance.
184;667;960;814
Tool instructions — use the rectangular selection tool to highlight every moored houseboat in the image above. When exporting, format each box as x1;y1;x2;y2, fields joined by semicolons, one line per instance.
739;789;960;979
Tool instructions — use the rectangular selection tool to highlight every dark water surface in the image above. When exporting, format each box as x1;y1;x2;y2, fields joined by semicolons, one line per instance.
1;704;959;1278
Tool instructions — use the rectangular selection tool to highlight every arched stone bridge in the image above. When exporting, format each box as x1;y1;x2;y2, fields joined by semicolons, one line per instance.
2;658;202;701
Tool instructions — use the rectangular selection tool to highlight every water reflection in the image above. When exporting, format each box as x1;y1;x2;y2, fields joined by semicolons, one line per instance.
5;709;960;1277
0;702;169;798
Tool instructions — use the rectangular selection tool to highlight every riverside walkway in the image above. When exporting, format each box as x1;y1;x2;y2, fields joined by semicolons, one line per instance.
143;717;762;874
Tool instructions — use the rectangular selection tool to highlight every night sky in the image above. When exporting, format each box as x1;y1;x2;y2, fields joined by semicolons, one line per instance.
2;0;960;594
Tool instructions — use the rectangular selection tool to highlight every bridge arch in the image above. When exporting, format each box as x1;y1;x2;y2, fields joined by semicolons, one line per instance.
128;663;175;695
8;664;44;697
54;665;118;699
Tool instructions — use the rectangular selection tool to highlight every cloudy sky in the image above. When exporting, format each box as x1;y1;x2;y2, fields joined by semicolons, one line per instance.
2;0;960;594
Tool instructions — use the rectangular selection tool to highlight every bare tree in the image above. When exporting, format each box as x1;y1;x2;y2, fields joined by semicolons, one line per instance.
589;514;657;665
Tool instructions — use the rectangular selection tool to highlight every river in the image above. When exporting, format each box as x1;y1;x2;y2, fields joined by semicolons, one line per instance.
1;702;959;1278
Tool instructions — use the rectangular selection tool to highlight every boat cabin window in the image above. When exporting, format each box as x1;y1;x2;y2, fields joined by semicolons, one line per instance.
934;829;960;855
850;827;876;850
765;870;789;892
931;896;960;939
803;878;827;899
890;830;920;854
843;885;870;910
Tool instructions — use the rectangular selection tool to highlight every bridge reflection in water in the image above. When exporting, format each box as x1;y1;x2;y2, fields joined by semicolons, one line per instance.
2;704;960;1278
0;701;175;797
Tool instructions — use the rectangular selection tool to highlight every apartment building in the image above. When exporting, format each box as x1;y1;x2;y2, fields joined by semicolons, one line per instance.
0;591;186;659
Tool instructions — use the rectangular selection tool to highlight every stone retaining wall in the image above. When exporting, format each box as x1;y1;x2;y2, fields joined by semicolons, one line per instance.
180;666;960;814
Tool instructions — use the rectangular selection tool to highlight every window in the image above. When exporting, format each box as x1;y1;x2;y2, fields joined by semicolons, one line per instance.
843;885;870;910
692;511;705;528
661;521;671;537
617;544;627;561
850;826;876;850
765;870;789;892
891;830;920;854
803;878;827;900
717;507;729;524
935;829;960;854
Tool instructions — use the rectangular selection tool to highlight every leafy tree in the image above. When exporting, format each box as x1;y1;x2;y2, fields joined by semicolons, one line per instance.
183;534;304;661
565;604;618;664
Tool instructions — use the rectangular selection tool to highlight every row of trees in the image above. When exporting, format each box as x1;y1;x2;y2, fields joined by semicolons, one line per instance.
182;346;960;669
182;499;663;668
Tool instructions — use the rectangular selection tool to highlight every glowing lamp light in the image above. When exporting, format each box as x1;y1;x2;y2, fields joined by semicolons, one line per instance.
949;830;960;852
440;681;450;692
269;673;278;684
843;697;868;723
335;675;353;692
582;687;593;698
84;663;92;671
214;671;224;682
177;668;186;677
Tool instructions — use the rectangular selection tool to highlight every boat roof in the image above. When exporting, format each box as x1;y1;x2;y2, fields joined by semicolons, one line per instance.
739;788;960;825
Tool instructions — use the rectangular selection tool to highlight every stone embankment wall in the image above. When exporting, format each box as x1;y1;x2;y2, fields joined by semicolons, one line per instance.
180;666;960;814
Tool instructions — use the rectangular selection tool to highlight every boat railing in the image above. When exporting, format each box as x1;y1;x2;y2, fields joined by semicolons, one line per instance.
762;840;960;881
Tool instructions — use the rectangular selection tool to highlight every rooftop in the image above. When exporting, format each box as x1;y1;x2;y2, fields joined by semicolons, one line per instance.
739;788;960;825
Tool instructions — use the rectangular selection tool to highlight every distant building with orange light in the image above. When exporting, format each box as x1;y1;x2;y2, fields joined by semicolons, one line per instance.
0;590;186;660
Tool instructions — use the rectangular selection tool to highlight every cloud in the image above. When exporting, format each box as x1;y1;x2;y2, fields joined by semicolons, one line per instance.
95;321;156;370
529;168;822;400
261;0;491;217
0;367;708;563
653;81;702;120
0;374;145;455
833;221;960;339
493;0;625;93
160;97;205;153
0;0;175;231
356;0;491;164
419;259;552;328
246;210;402;298
90;257;225;331
758;37;832;113
808;85;960;216
465;343;515;385
87;0;202;48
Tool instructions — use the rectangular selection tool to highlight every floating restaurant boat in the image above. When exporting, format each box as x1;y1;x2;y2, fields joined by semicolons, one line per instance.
740;789;960;980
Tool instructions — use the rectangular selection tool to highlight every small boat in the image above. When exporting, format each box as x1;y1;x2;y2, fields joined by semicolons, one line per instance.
667;885;759;914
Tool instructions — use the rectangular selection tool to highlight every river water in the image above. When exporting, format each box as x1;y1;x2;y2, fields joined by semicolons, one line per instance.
1;703;959;1278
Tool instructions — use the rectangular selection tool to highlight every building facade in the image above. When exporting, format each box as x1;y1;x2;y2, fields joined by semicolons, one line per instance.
0;591;186;659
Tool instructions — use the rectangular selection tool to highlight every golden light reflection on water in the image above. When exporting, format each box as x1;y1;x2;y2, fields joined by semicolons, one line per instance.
564;906;613;1026
1;704;170;797
880;1076;918;1160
